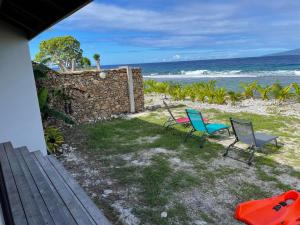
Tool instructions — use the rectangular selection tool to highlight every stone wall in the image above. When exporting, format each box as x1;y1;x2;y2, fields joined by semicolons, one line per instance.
41;68;144;123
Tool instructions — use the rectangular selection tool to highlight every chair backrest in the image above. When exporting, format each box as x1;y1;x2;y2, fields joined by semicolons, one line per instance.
186;109;207;132
230;118;256;146
163;100;176;121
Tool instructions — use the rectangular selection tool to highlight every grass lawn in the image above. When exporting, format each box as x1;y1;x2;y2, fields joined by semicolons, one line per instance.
60;106;300;225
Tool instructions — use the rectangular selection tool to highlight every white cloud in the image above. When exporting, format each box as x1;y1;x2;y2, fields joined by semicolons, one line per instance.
61;2;244;36
57;1;300;50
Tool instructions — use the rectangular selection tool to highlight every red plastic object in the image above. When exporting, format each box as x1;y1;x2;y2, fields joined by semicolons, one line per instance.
176;117;208;124
235;190;300;225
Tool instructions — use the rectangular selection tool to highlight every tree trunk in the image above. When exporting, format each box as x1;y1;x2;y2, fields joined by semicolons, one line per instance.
58;62;68;72
96;60;101;70
71;59;76;71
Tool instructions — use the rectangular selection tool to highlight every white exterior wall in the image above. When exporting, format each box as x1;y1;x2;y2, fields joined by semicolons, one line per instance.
0;21;47;155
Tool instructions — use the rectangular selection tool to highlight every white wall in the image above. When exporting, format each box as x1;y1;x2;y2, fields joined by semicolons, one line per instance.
0;21;47;155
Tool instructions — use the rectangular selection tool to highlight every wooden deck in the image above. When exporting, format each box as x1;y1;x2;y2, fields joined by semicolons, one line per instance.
0;142;111;225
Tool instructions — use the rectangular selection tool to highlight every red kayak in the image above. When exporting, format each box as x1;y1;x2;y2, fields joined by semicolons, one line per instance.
235;190;300;225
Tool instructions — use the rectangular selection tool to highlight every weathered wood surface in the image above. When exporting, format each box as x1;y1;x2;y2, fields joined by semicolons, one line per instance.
47;154;111;225
0;142;111;225
0;143;28;225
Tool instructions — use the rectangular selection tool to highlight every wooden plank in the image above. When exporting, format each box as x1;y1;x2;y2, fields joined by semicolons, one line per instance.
32;151;95;225
47;155;112;225
20;148;75;225
0;153;14;225
5;144;45;225
14;147;55;225
0;142;28;225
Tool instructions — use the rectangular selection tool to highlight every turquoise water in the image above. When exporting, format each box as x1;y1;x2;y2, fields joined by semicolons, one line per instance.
106;55;300;91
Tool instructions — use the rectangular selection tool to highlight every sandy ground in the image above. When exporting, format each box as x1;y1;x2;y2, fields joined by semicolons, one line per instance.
144;93;300;118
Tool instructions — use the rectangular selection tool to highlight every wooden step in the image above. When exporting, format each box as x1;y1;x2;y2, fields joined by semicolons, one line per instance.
0;142;112;225
0;142;28;225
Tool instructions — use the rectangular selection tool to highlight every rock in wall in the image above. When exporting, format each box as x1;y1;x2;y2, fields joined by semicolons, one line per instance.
41;68;144;123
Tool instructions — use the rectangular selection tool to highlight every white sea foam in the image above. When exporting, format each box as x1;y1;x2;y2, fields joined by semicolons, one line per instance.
144;69;300;79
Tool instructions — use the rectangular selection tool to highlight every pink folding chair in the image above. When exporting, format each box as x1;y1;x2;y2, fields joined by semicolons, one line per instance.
163;100;208;128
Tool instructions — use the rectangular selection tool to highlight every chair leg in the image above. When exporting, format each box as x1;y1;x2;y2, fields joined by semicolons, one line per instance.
163;118;170;127
184;129;194;142
227;128;231;136
223;139;238;156
247;146;257;166
163;121;168;128
164;118;173;128
184;123;190;128
199;134;207;148
274;138;278;147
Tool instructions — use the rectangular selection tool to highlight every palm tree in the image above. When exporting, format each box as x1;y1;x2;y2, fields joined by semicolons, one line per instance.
292;82;300;102
257;85;272;100
240;81;258;99
93;53;101;70
227;91;243;105
214;88;227;104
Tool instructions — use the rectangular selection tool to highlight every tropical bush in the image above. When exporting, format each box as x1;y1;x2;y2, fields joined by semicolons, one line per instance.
227;91;243;105
33;62;75;155
184;85;197;102
271;83;292;102
33;62;75;125
169;84;186;100
44;126;64;153
240;81;258;99
292;83;300;102
256;85;272;100
214;88;227;104
143;80;300;105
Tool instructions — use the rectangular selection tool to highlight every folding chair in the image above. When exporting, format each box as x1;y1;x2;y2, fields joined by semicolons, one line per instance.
223;117;278;165
185;109;230;147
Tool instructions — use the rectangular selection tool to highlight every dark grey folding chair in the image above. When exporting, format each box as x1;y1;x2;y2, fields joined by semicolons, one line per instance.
223;117;278;165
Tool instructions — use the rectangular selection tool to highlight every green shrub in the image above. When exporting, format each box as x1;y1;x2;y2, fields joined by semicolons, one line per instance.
214;88;227;104
271;83;292;102
256;85;272;100
203;80;217;103
33;62;75;125
292;83;300;102
277;85;292;102
144;80;158;94
168;84;186;100
227;91;243;105
44;126;64;154
143;80;295;103
184;85;196;102
240;81;258;99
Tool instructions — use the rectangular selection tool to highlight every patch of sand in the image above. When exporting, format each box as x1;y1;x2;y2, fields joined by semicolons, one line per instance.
135;135;161;144
145;93;300;118
112;201;140;225
121;147;174;166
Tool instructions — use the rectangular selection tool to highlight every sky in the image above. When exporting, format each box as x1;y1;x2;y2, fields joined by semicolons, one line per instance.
29;0;300;65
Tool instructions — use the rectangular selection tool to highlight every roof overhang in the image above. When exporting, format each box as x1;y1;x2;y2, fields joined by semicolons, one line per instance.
0;0;92;40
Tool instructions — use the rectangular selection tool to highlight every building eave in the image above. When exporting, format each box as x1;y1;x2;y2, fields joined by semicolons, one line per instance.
0;0;92;40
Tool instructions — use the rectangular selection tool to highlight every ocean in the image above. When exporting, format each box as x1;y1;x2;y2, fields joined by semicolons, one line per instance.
106;55;300;91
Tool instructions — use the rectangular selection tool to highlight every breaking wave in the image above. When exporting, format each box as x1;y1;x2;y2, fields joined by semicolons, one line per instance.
144;70;300;79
